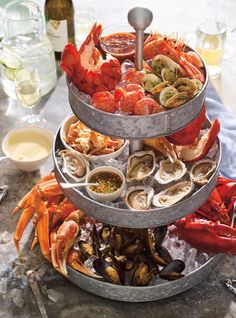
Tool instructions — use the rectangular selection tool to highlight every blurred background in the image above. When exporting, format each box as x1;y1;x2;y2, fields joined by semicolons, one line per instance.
1;0;236;112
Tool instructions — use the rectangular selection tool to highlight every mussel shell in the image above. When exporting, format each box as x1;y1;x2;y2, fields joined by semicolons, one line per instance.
159;260;185;280
155;245;173;264
124;259;136;271
111;232;123;255
99;225;111;244
154;226;168;246
145;229;168;266
93;258;123;285
190;159;216;185
125;186;154;210
127;151;156;182
122;239;145;256
78;240;94;259
131;261;156;286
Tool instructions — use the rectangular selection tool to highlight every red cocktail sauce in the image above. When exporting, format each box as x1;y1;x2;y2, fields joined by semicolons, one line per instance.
100;32;136;60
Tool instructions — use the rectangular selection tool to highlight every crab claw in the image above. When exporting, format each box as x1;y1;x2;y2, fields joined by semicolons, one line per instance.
174;118;220;162
67;249;99;277
51;210;84;276
166;106;206;145
176;214;236;254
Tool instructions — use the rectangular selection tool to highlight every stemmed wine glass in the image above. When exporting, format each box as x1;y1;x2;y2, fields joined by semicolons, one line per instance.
14;67;43;124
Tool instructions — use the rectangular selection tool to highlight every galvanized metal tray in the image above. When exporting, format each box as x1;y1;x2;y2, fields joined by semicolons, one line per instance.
67;66;208;140
53;119;221;229
66;254;220;302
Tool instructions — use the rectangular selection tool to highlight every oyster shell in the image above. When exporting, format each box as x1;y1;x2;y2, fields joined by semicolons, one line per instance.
154;158;187;184
127;151;156;182
190;159;216;185
152;181;194;207
125;186;154;210
59;150;89;182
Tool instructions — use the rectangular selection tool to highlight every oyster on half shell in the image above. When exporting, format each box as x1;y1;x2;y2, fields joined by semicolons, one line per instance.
125;186;154;210
190;159;216;185
59;150;89;182
153;181;194;207
154;158;187;184
127;151;156;182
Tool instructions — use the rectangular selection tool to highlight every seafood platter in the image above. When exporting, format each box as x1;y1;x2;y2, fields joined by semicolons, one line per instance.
12;9;236;302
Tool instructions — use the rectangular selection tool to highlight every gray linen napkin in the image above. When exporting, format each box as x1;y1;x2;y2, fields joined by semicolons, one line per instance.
206;82;236;180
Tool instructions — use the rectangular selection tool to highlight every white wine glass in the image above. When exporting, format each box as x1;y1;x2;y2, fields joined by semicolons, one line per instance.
15;67;42;124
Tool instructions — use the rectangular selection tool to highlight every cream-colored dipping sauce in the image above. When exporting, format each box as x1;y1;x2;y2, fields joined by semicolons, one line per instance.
6;130;51;162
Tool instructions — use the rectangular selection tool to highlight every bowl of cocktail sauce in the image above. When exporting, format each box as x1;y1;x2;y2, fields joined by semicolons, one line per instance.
100;24;136;61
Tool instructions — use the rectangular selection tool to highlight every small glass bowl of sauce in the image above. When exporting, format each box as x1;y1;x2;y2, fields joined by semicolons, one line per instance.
2;126;53;171
86;166;126;202
100;24;136;61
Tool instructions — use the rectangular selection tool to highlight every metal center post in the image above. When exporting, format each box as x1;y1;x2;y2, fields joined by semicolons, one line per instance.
127;7;153;153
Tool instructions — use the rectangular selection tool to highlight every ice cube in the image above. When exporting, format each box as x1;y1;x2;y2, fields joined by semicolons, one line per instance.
198;252;210;265
70;82;92;105
78;92;92;105
142;176;156;188
0;231;11;244
84;255;98;273
121;59;134;74
184;248;198;274
47;289;65;303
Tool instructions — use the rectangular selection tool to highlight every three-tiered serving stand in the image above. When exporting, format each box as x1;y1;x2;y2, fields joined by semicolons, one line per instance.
53;8;221;302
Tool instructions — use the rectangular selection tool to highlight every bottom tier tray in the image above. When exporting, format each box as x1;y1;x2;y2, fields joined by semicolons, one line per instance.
67;254;220;302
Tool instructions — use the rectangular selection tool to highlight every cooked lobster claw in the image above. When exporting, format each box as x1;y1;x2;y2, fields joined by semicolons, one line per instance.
175;177;236;254
174;118;220;162
176;214;236;254
166;105;206;145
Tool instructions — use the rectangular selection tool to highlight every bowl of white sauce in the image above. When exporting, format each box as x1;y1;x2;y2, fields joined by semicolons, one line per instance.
2;126;53;172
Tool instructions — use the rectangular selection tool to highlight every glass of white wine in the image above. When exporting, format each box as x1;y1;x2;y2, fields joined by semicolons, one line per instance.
196;19;227;79
15;67;42;124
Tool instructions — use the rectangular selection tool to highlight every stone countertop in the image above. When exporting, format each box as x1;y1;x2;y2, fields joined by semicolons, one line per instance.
0;73;236;318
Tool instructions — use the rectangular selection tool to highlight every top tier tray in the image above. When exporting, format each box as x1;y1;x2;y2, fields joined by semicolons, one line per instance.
67;70;208;140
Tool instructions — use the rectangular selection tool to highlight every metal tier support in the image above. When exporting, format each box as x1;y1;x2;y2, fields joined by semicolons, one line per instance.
127;7;153;154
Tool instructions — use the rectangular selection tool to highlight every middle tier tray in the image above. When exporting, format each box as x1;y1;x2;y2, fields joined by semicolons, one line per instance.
53;119;221;228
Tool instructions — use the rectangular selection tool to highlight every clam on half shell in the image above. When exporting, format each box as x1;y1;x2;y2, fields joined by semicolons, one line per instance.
125;186;154;211
154;158;187;184
190;159;216;185
127;151;156;182
152;181;194;207
59;150;89;182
